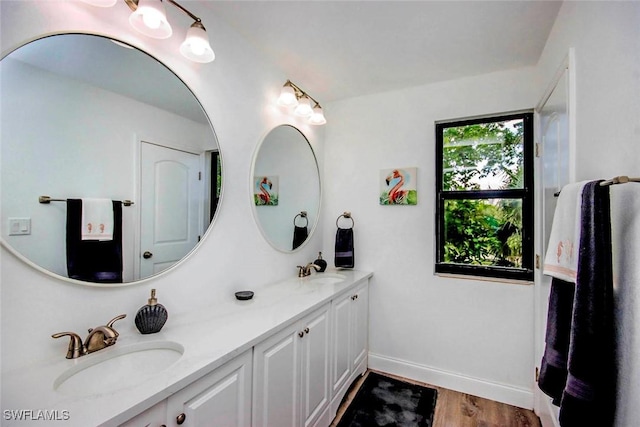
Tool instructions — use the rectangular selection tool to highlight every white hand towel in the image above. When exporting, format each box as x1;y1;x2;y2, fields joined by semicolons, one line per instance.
81;198;114;241
543;181;589;282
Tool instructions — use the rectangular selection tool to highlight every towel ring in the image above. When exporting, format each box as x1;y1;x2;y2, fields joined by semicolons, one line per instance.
294;211;308;227
336;212;354;229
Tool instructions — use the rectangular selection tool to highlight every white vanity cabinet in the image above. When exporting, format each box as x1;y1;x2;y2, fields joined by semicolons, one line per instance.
119;400;167;427
252;303;331;427
111;273;371;427
120;350;252;427
329;281;369;418
164;349;252;427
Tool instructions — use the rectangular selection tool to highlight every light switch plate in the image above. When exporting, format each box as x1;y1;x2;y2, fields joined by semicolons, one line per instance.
8;218;31;235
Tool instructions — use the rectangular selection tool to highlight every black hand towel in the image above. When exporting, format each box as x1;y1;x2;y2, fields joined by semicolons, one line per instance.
559;181;616;426
335;227;354;268
292;225;308;250
66;199;123;283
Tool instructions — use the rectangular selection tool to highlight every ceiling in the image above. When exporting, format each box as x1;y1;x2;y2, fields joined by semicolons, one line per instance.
205;1;563;103
4;1;562;122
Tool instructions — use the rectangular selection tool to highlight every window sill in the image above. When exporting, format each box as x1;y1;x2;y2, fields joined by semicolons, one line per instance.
435;272;534;286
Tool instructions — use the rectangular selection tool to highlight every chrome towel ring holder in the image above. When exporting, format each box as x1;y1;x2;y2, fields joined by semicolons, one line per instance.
336;211;354;229
294;211;309;227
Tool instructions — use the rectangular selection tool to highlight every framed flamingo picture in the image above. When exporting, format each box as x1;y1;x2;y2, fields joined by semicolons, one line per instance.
254;175;279;206
380;167;417;205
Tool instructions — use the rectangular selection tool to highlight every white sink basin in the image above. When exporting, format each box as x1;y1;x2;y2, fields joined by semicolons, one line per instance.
54;340;183;396
308;273;346;285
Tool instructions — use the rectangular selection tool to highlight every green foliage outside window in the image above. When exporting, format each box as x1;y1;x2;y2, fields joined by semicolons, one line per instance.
437;114;533;278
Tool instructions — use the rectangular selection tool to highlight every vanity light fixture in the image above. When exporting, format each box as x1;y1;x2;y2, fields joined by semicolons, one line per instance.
81;0;215;63
277;80;327;125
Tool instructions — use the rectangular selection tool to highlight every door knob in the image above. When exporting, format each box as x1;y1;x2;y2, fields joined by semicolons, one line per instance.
143;251;153;259
176;412;186;424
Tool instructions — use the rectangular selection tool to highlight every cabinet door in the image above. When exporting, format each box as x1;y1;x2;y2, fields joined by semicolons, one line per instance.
331;292;352;396
300;304;331;427
351;283;369;372
252;323;301;427
166;350;252;427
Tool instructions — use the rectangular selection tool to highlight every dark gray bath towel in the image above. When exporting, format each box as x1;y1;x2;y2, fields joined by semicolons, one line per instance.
292;225;307;250
538;181;616;426
335;227;354;268
66;199;123;283
538;277;575;405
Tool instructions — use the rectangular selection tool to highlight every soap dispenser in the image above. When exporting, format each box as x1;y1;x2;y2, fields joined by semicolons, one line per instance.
135;289;168;334
314;252;327;272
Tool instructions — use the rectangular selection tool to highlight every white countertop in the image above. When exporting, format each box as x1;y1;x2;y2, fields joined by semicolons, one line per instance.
1;269;372;427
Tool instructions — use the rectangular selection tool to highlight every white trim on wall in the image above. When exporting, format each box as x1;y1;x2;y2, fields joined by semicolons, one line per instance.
369;352;534;410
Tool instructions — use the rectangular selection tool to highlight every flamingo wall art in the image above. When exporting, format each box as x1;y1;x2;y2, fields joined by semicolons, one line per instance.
380;167;417;205
254;175;279;205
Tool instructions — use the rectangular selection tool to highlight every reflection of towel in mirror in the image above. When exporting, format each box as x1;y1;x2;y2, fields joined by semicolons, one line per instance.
293;225;307;250
67;199;123;283
335;227;354;268
81;198;114;240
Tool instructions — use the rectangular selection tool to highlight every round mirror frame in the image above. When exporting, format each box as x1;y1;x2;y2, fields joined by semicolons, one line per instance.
0;33;224;287
250;125;321;253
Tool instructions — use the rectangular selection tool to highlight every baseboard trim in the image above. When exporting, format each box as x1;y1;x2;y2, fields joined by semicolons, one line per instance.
368;352;534;409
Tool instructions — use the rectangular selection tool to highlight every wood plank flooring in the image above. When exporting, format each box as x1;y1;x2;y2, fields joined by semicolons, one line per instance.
330;370;541;427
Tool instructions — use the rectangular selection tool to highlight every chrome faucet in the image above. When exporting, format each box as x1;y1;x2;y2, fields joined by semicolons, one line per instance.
52;314;126;359
297;263;321;277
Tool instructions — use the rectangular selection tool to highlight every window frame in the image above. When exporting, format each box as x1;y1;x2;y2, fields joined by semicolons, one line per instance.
435;112;534;282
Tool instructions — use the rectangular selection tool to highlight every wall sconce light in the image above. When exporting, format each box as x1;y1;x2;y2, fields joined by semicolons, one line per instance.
80;0;215;63
277;80;326;125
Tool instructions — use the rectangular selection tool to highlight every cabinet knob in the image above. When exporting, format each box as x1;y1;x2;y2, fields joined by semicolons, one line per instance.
176;413;186;425
304;327;310;334
298;331;304;338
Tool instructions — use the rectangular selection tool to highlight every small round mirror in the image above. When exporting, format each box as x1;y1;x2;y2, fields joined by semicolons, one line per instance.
251;125;320;252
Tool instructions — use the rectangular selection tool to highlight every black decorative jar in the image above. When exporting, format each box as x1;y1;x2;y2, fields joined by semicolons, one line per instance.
314;252;328;272
135;288;168;334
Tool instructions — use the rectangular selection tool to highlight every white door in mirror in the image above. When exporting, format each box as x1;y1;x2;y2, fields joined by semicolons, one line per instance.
140;142;202;278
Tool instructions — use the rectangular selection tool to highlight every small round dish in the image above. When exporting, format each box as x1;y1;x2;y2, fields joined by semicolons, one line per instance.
235;291;254;301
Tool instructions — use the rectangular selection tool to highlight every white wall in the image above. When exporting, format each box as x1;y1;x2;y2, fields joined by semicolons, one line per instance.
0;1;324;373
323;67;539;408
535;2;640;425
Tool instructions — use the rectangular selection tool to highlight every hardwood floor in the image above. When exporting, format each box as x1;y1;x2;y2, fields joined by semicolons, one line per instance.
330;370;541;427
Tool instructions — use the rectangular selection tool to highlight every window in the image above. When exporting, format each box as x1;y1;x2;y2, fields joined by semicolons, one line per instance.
435;112;534;281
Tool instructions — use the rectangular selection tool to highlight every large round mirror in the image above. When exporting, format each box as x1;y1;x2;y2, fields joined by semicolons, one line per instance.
251;125;320;252
0;34;222;285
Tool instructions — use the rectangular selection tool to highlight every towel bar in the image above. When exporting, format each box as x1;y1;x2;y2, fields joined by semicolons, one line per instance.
39;196;134;206
553;175;639;197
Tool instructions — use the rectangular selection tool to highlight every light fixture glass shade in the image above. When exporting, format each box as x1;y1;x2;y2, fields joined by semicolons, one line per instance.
81;0;117;6
277;85;298;107
129;0;173;39
309;105;327;125
294;95;313;117
180;22;215;63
